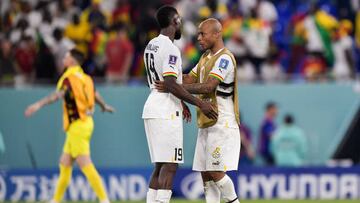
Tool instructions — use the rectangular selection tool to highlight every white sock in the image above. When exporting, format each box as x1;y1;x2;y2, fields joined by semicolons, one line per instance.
146;188;157;203
155;189;172;203
215;175;240;203
49;200;58;203
100;199;110;203
204;180;221;203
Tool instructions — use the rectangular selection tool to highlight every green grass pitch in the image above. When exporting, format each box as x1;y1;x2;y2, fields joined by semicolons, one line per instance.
5;200;360;203
131;200;356;203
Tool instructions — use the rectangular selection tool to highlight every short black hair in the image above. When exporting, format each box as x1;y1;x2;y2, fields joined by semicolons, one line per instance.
156;5;178;28
284;114;294;125
266;101;277;111
70;49;85;65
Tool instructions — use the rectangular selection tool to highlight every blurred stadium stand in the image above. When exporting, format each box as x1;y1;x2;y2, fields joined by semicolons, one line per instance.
1;0;360;201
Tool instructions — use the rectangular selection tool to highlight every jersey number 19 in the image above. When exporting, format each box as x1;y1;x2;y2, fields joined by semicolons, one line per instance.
145;53;159;85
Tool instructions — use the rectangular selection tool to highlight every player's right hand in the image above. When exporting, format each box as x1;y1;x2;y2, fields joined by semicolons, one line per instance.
154;80;168;93
101;104;115;113
181;101;191;123
24;103;41;117
199;101;218;120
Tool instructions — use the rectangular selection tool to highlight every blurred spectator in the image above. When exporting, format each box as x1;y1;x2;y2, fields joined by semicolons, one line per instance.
82;0;108;30
301;53;327;81
176;0;203;22
9;18;36;44
112;0;131;25
33;39;57;83
237;57;256;83
332;19;355;81
242;8;272;76
303;4;326;59
239;113;255;166
105;23;134;83
64;14;91;57
197;0;228;20
303;3;338;71
223;2;246;58
260;54;284;83
0;0;360;85
225;34;246;60
270;114;307;167
14;36;36;83
89;27;108;76
256;0;278;24
258;102;278;165
315;9;339;67
240;0;278;24
0;38;16;84
86;0;114;75
38;8;55;46
287;11;307;74
15;1;42;30
48;0;79;23
98;0;116;14
1;0;21;34
50;28;75;75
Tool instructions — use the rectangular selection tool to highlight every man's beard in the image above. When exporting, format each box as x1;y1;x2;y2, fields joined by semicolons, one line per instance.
174;29;181;40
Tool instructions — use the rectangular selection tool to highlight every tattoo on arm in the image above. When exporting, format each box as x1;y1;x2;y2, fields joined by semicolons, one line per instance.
183;76;220;94
183;74;197;84
164;76;202;107
38;91;64;107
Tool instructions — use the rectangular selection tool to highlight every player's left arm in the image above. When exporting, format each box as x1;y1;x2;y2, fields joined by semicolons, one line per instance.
155;65;197;92
95;91;115;113
183;77;219;94
184;54;233;94
24;90;65;117
183;73;197;84
183;64;198;84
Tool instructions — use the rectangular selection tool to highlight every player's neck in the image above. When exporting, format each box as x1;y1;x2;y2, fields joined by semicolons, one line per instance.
210;41;224;55
160;29;175;42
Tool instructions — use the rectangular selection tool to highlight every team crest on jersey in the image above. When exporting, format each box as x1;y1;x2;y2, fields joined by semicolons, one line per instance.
169;55;177;65
212;147;221;159
218;58;229;69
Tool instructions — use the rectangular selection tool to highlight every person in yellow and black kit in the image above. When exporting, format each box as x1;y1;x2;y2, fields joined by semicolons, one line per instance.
25;49;115;203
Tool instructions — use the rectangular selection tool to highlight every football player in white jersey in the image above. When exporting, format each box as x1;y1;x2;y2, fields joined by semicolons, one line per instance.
156;18;241;203
142;6;217;203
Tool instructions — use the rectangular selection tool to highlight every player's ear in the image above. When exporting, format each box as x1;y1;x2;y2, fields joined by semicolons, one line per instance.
174;16;181;26
215;30;221;39
173;18;178;26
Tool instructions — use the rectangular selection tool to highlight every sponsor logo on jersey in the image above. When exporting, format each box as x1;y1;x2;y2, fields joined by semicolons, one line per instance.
212;161;220;165
219;58;229;69
169;55;177;65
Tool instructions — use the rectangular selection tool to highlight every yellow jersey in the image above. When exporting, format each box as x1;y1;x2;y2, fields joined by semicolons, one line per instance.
56;65;95;131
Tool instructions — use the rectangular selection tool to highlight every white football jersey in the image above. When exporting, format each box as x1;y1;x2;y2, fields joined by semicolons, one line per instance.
142;34;183;119
190;50;238;128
